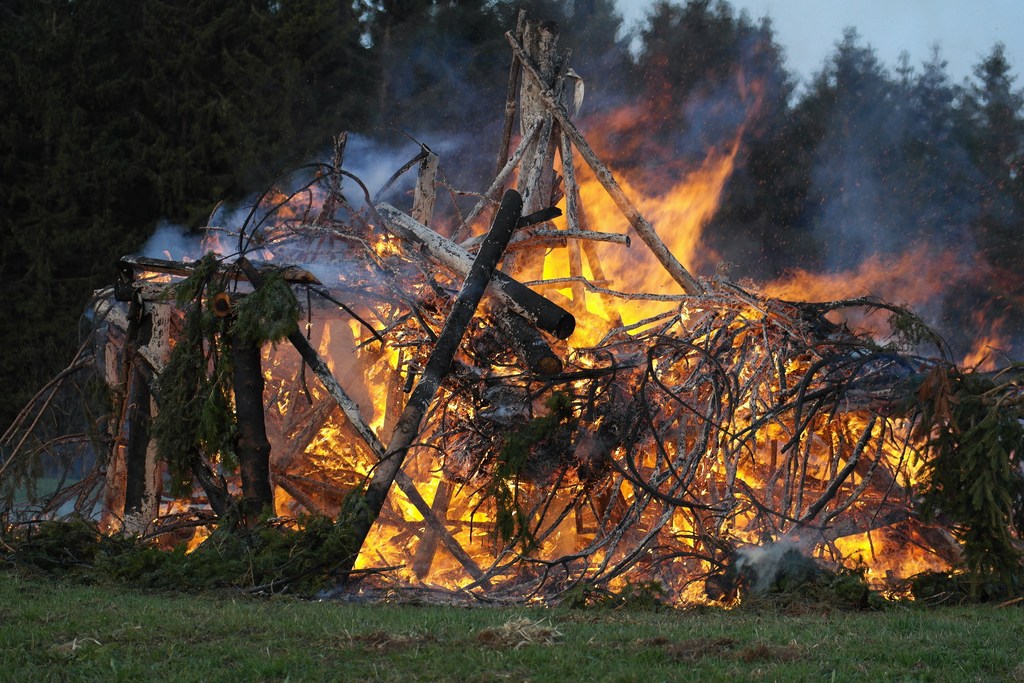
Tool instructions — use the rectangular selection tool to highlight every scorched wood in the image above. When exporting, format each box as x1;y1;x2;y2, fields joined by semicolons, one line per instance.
495;309;563;376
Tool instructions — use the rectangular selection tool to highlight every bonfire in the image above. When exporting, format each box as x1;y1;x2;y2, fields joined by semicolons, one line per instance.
3;14;1022;605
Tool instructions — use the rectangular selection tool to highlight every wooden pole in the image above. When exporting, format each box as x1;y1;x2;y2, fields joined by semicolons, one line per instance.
412;147;439;226
122;361;158;532
559;130;587;307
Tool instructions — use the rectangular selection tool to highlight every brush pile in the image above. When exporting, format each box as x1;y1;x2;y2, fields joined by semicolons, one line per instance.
3;13;1022;604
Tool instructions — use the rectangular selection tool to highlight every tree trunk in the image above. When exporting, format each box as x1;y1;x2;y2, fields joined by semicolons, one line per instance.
231;329;274;524
122;360;159;533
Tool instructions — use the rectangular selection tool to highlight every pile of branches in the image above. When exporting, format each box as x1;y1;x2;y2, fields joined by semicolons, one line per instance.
3;13;1023;605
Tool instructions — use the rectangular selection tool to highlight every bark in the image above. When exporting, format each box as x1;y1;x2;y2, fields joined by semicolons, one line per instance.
122;360;157;529
494;13;524;180
516;19;560;216
412;148;439;226
495;309;563;376
560;130;586;306
230;327;274;524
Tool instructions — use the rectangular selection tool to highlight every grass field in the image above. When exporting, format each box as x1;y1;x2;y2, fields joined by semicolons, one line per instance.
1;573;1022;682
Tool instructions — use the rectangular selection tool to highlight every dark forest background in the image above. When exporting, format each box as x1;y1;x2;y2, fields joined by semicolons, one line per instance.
2;0;1023;431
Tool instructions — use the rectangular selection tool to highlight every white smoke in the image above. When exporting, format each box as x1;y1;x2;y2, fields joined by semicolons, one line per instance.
138;220;206;261
733;539;816;594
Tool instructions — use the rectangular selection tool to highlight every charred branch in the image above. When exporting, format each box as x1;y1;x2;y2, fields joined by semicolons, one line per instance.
494;309;563;376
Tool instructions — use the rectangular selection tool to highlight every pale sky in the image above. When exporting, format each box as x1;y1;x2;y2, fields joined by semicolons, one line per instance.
615;0;1024;86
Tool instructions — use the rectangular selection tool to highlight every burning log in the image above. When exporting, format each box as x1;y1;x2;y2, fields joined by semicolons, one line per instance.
337;189;525;582
494;309;563;376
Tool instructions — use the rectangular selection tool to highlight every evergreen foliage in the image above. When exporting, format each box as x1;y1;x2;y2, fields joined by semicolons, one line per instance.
5;514;361;594
232;270;301;347
482;392;573;547
911;365;1024;598
149;254;300;495
150;254;235;494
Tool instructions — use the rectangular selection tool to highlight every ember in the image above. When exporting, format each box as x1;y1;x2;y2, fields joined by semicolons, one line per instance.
3;13;1022;605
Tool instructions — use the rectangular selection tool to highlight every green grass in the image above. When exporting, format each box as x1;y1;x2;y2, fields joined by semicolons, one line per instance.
1;572;1022;682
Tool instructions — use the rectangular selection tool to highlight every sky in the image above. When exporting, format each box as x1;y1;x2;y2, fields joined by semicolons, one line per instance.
615;0;1024;86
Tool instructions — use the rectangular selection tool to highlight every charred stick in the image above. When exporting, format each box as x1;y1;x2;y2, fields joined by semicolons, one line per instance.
465;227;626;253
122;360;154;520
494;13;525;181
119;290;159;525
376;202;575;339
798;416;878;526
338;189;524;582
527;228;630;246
494;309;563;376
558;74;585;306
506;30;704;296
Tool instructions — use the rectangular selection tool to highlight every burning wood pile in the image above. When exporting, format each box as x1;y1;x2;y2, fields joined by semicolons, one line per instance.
3;15;1022;604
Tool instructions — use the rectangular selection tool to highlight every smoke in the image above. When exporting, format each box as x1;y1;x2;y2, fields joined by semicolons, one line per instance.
733;540;819;594
138;220;206;261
